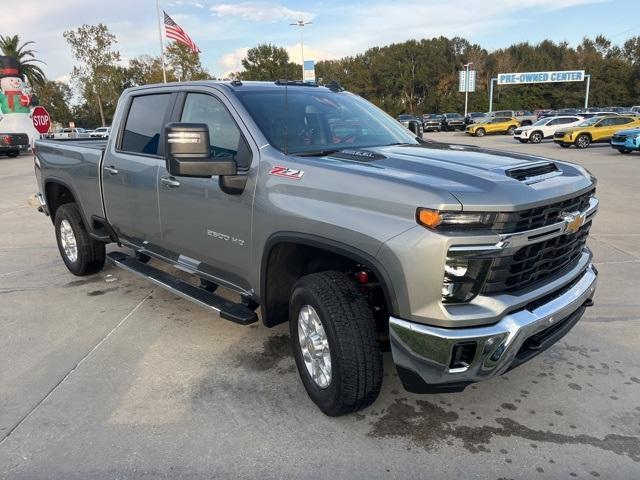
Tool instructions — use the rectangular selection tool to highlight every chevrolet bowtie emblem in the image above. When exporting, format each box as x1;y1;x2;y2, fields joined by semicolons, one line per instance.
562;211;585;234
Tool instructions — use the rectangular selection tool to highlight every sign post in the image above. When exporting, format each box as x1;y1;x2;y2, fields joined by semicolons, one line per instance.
459;64;476;117
489;69;590;112
31;106;51;135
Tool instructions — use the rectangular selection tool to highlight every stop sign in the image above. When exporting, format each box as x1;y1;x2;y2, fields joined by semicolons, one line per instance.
32;106;51;134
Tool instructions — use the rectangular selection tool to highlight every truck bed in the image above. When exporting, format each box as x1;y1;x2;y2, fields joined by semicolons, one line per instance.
34;138;107;225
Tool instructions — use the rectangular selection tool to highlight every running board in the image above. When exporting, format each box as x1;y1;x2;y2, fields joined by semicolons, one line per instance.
107;251;258;325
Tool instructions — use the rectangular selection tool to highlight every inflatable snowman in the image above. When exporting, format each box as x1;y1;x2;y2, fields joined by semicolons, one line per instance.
0;56;40;146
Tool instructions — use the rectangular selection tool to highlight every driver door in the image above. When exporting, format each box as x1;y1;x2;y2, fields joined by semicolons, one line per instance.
156;91;257;291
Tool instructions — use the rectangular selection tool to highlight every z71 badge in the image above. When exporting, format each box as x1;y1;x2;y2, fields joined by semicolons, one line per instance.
269;166;304;180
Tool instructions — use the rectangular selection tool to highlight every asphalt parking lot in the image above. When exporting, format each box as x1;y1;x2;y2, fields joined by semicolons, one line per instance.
1;132;639;479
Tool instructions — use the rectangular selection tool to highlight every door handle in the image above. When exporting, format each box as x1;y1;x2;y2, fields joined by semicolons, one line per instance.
103;165;119;175
160;176;181;188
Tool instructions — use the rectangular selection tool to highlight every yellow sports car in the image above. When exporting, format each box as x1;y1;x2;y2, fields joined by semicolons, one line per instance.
553;115;640;148
465;116;519;137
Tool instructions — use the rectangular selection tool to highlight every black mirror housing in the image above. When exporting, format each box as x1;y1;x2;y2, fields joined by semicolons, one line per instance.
165;122;237;177
407;120;421;136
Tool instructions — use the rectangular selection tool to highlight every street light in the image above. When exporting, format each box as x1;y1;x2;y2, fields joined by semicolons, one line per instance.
463;62;473;117
290;19;312;80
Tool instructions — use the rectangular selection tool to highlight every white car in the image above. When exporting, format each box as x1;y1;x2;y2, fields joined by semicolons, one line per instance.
513;115;583;144
90;127;111;138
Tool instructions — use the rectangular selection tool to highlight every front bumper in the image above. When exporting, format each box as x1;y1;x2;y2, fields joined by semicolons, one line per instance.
611;138;639;150
390;263;597;392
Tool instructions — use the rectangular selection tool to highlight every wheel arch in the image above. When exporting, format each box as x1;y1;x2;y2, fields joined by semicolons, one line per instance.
44;179;83;225
259;232;398;328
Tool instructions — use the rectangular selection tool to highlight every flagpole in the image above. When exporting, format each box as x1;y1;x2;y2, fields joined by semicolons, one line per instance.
156;0;167;83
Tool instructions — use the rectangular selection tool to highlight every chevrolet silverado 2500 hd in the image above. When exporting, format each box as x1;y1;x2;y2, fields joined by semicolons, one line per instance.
34;81;599;416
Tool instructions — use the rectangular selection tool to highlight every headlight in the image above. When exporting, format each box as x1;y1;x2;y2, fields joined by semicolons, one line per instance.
442;254;491;303
417;208;496;230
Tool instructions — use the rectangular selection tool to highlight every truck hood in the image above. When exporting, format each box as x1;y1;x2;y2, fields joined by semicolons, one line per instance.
325;143;595;211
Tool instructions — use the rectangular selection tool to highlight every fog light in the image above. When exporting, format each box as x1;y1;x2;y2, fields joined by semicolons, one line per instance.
444;257;468;277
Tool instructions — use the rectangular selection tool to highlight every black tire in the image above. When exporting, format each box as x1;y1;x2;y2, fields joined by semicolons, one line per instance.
54;203;106;276
7;151;19;158
530;131;543;144
575;134;591;149
559;143;570;148
475;128;486;137
618;149;632;154
289;271;383;416
518;139;527;143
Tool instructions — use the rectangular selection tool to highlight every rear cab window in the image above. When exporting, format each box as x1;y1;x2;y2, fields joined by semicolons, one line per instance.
121;94;172;156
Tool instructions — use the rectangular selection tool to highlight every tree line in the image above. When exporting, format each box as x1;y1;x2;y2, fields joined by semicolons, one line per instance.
2;26;640;127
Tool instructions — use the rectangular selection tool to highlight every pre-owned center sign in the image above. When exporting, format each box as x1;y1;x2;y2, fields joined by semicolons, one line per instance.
497;70;585;85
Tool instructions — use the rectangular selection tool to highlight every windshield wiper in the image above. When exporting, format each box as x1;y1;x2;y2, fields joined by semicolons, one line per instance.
292;149;343;157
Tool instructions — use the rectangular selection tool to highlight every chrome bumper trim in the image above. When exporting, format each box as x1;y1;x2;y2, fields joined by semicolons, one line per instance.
389;264;597;386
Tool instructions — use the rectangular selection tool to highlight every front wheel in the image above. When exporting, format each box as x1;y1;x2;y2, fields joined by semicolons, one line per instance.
7;151;19;158
475;128;486;137
618;149;632;154
54;203;106;276
575;134;591;149
289;271;383;416
530;131;543;144
506;125;516;136
559;143;570;148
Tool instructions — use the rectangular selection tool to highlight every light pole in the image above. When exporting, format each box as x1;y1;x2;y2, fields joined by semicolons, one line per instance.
463;62;473;117
290;19;312;80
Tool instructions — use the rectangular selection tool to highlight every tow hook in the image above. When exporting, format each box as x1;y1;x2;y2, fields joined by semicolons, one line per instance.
583;298;595;307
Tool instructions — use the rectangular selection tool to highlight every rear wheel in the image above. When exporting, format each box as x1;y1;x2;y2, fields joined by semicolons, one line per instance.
7;151;19;158
618;149;632;154
54;203;106;276
530;131;543;144
475;128;486;137
289;271;383;416
506;125;516;136
575;134;591;149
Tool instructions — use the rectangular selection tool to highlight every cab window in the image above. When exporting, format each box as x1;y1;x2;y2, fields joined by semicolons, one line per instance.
121;94;172;156
180;93;250;169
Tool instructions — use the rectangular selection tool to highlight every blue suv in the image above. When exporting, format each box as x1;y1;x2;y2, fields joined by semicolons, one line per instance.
611;128;640;154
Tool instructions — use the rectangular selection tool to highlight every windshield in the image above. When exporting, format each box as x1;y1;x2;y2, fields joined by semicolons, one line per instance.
578;117;601;127
533;118;550;126
444;113;461;118
397;115;414;120
236;89;419;155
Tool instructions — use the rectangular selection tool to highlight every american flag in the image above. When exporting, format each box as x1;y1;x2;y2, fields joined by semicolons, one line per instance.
163;11;200;53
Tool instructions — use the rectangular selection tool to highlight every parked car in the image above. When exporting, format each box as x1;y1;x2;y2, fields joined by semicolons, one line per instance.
466;116;519;137
580;111;619;119
534;109;553;119
610;128;640;154
440;112;465;131
554;115;640;148
0;132;29;157
631;106;640;113
513;115;583;144
34;80;599;415
465;112;487;125
54;128;91;139
488;110;536;126
421;114;442;132
91;127;111;138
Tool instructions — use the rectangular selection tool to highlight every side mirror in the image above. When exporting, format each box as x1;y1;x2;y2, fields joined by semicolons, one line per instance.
164;122;236;177
408;120;422;136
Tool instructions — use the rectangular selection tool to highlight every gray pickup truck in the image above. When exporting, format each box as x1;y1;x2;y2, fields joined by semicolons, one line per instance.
34;80;599;416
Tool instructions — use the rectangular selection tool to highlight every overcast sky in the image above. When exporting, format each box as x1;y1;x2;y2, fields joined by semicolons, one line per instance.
8;0;639;82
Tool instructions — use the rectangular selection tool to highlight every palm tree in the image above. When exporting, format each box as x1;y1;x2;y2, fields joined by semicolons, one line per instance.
0;35;46;86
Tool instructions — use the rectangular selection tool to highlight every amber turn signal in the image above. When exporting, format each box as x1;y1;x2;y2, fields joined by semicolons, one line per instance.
416;208;442;229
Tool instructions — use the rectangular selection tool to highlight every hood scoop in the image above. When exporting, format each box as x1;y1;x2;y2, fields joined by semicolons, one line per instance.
505;162;561;184
330;149;387;162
